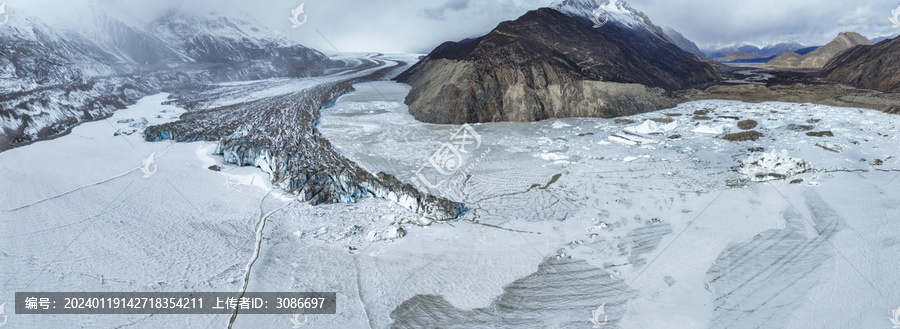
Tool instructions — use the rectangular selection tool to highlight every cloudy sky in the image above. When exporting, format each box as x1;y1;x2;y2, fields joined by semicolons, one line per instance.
9;0;900;52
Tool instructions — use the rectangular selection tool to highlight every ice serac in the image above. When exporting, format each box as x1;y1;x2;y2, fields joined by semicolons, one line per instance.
144;81;465;221
822;35;900;93
395;0;720;124
767;32;870;68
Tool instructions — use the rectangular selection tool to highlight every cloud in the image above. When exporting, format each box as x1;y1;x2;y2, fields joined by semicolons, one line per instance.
628;0;899;48
420;0;472;21
7;0;900;53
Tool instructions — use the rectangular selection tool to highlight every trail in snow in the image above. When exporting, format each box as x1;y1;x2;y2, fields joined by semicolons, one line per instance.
3;142;174;212
227;190;295;329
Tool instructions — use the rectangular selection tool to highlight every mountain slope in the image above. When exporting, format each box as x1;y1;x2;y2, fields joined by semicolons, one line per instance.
396;0;719;124
0;5;337;151
767;32;870;68
822;36;900;92
0;6;122;87
662;27;710;60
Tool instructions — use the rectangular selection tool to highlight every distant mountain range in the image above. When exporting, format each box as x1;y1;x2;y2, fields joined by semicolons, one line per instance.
703;42;810;62
0;4;337;150
870;34;899;44
768;32;871;68
396;0;719;124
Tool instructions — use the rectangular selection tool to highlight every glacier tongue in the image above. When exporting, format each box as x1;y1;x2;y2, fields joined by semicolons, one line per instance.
144;58;466;221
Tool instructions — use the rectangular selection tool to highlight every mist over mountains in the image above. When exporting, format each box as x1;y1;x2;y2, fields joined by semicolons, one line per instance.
0;4;337;150
10;0;900;54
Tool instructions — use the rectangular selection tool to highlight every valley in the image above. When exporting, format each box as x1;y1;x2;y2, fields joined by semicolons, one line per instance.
2;0;900;328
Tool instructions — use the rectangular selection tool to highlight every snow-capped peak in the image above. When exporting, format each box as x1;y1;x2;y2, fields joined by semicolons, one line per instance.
550;0;665;36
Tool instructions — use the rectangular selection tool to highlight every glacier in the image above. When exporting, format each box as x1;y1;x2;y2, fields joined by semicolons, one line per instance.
2;59;900;328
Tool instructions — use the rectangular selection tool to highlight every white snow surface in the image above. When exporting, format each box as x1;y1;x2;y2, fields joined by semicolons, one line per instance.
3;67;900;328
625;119;676;134
318;81;900;328
551;0;665;36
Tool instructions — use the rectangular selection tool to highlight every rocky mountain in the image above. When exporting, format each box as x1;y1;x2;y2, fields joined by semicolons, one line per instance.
395;0;720;124
765;52;802;67
750;43;807;57
0;6;121;86
0;4;337;151
722;46;820;64
822;35;900;92
662;26;710;60
705;42;806;62
767;32;870;68
145;9;333;79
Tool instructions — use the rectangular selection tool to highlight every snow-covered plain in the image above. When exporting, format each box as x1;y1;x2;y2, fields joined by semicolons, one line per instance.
2;74;900;328
319;82;900;328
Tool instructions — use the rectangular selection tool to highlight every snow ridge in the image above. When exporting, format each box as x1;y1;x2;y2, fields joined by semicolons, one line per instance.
550;0;665;37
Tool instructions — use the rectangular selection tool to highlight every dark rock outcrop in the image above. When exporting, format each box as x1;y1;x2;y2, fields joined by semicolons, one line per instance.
395;2;719;124
822;35;900;92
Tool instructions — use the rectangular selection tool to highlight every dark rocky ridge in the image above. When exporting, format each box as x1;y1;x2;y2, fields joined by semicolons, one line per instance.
395;7;720;124
822;36;900;92
144;63;465;221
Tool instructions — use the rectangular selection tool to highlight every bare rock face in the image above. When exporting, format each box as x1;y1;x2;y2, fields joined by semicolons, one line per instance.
823;35;900;92
396;5;719;124
767;52;802;67
768;32;871;68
